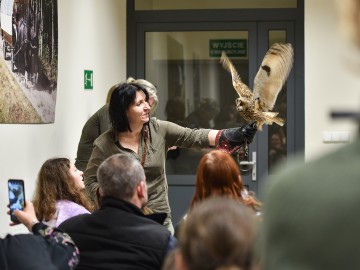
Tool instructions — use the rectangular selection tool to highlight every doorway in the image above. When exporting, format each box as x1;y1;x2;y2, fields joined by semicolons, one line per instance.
127;1;304;224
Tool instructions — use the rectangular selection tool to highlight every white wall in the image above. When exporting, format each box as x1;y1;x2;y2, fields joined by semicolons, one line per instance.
0;0;126;235
305;0;360;160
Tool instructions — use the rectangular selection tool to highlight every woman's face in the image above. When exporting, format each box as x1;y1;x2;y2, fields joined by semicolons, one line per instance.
69;163;85;190
270;134;282;149
127;90;150;126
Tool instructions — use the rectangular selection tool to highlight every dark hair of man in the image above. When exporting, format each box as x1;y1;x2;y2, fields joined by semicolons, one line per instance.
97;153;145;200
109;82;150;133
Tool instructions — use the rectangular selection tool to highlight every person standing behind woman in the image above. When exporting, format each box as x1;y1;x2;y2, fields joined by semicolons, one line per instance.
33;158;95;227
84;81;258;234
75;77;159;172
75;84;118;172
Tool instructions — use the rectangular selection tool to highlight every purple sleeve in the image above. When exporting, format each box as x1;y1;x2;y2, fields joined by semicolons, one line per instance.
56;201;90;227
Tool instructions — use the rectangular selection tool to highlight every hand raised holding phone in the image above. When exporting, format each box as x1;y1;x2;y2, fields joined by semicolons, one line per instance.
8;179;25;223
7;199;39;231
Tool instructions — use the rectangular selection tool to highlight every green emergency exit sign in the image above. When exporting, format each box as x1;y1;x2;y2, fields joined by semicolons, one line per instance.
209;39;247;57
84;70;93;90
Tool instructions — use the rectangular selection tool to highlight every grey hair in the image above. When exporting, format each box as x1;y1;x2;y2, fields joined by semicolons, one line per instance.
97;153;145;200
126;77;158;113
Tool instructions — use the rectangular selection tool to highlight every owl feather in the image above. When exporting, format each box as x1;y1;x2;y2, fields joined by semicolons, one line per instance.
220;43;294;130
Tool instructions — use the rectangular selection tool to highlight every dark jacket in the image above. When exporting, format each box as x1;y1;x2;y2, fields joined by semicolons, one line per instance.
0;223;79;270
59;196;172;270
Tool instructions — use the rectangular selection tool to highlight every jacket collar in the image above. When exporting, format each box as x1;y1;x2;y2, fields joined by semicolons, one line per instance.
100;196;145;216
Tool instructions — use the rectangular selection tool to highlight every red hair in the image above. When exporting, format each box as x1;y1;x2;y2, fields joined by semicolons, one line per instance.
191;150;261;211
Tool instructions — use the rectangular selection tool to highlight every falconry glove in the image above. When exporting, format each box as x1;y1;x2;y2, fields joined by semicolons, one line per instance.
215;121;257;155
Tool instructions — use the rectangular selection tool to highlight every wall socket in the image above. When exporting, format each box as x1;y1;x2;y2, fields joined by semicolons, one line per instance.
322;131;350;143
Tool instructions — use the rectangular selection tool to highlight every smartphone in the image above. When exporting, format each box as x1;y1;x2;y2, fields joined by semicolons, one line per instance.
8;179;25;223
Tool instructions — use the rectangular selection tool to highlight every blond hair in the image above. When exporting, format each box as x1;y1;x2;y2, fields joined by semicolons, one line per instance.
105;84;120;103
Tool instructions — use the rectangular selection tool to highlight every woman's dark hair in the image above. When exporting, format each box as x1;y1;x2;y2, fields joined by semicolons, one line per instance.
109;82;150;132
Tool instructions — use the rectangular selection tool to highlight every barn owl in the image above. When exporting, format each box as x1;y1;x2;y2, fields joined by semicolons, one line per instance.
220;43;294;130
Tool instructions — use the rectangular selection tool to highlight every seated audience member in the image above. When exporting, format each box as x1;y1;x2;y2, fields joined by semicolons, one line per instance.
192;150;261;211
175;150;261;236
175;197;258;270
1;200;79;270
60;153;177;270
75;78;158;172
32;158;95;227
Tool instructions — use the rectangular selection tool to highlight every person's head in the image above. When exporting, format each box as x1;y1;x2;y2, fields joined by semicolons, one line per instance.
165;96;186;122
126;77;158;113
97;153;148;207
270;133;283;149
191;150;261;211
32;158;94;221
176;197;256;270
197;98;220;121
37;158;84;193
109;82;151;133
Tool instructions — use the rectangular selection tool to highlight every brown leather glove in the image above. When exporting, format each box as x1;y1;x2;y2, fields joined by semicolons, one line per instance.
215;122;257;154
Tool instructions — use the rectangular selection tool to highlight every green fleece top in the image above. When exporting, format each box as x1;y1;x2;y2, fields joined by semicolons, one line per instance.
84;117;211;226
260;136;360;269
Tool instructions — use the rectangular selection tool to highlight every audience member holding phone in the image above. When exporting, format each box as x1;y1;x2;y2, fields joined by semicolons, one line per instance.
1;199;80;270
32;158;95;227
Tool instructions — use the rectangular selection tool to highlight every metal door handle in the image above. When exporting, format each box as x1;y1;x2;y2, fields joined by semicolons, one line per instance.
239;161;256;166
239;152;256;181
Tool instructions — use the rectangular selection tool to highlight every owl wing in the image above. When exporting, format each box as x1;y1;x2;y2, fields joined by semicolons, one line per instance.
220;51;253;103
253;43;294;111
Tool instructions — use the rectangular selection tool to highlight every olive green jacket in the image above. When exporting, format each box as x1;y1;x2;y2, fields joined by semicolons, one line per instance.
75;104;111;172
84;117;211;225
261;137;360;269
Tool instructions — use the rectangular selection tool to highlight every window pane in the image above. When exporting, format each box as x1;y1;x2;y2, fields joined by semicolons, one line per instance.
135;0;297;10
146;31;249;174
268;30;288;173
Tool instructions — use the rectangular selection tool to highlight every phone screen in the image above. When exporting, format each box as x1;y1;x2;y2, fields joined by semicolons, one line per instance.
8;179;25;223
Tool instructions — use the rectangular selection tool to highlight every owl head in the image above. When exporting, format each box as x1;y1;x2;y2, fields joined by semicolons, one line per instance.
235;97;245;112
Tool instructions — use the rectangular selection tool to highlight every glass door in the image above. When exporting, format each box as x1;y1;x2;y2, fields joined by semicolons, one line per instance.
135;22;295;223
256;22;295;196
136;23;257;223
145;31;252;168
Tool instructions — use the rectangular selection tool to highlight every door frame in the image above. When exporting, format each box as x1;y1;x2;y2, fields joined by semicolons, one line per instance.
255;21;298;196
126;0;304;156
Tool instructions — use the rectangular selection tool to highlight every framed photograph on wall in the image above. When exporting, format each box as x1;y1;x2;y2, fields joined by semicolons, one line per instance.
0;0;58;123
